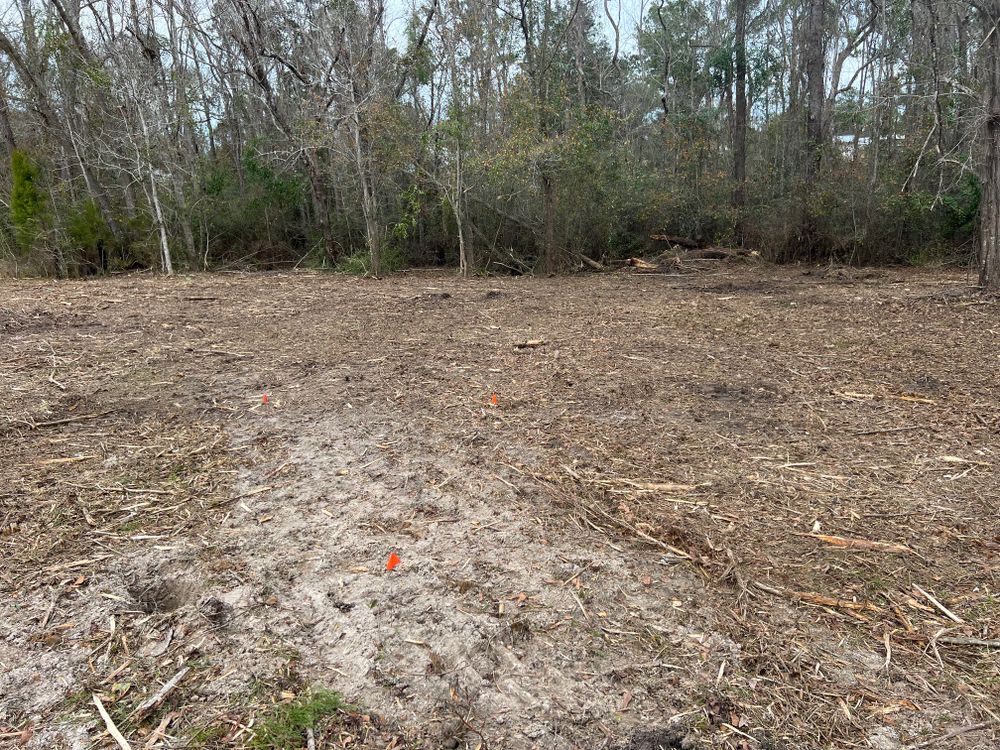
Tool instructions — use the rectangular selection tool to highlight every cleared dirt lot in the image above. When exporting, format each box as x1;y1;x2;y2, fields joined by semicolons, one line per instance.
1;265;998;749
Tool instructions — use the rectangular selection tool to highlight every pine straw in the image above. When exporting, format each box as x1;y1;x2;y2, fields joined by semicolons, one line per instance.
2;416;231;591
1;266;997;749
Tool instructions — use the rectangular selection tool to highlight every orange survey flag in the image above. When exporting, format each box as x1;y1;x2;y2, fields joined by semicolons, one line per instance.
386;552;401;571
490;393;499;406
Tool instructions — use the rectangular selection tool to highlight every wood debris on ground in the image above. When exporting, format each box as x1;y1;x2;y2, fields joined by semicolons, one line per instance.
0;267;996;749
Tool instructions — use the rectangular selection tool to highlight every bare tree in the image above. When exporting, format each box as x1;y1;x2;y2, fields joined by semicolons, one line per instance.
975;0;1000;288
732;0;748;244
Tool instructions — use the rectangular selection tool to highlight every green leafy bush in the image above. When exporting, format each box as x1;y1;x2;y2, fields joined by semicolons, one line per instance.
66;199;114;271
336;245;407;275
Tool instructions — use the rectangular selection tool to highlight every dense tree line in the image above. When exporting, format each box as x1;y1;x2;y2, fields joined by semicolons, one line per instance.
1;0;998;285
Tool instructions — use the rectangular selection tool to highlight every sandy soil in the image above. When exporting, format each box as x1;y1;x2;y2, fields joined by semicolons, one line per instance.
1;264;998;750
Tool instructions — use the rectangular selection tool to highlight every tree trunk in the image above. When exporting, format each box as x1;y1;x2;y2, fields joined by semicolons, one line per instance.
796;0;826;260
139;110;173;275
732;0;748;245
362;180;381;277
172;179;198;267
979;2;1000;289
0;81;16;162
351;105;381;277
455;143;470;277
804;0;825;188
304;152;336;264
47;183;68;278
541;170;556;274
150;171;174;275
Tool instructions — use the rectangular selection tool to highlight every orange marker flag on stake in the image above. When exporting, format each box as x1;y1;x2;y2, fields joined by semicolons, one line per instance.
262;393;270;405
386;552;401;571
490;393;499;406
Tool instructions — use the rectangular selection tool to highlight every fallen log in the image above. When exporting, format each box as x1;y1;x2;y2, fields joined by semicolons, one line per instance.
627;257;658;269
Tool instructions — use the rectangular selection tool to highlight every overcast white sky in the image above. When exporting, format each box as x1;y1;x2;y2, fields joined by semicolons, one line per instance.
383;0;646;53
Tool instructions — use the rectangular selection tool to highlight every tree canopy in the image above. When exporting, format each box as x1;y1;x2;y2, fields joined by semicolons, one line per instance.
0;0;995;282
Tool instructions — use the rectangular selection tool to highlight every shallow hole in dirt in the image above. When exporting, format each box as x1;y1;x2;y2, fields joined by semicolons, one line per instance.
505;614;532;645
127;575;192;614
324;594;356;612
619;727;691;750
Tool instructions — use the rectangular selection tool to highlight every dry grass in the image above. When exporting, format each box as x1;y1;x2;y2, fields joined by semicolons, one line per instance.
1;264;997;749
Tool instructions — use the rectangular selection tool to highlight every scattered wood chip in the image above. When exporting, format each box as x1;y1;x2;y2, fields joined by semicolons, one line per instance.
131;666;189;720
937;636;1000;648
43;555;112;573
908;721;997;749
835;391;875;400
805;533;912;554
615;479;698;493
794;592;878;611
143;711;180;749
935;455;990;466
913;584;964;623
754;581;880;612
93;694;133;750
892;393;936;404
17;413;106;430
34;455;99;466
